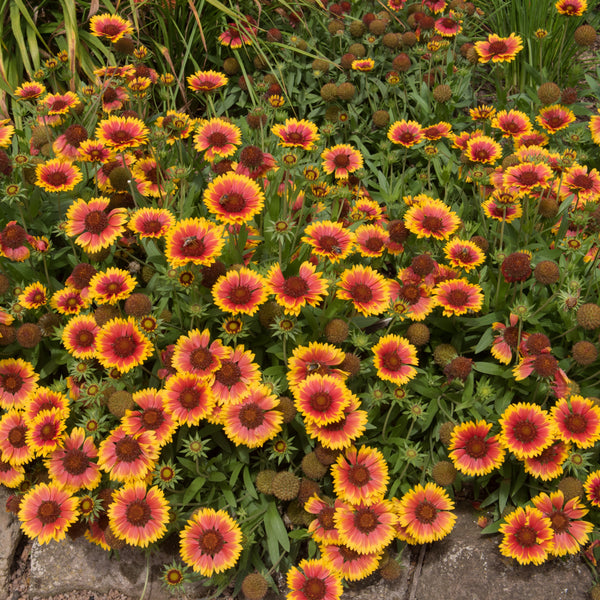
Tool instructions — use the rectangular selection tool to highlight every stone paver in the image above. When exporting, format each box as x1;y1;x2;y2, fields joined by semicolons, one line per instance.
30;535;205;599
415;502;593;600
0;487;23;600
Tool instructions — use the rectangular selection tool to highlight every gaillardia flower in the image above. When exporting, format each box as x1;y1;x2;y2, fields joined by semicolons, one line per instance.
272;118;320;150
388;120;424;147
555;0;587;16
286;559;343;600
172;328;227;377
18;482;79;544
334;499;398;554
89;267;136;305
499;402;553;459
372;334;418;385
193;118;241;161
474;33;523;63
165;217;225;268
129;207;174;239
45;427;100;492
222;384;283;448
404;198;460;240
62;314;99;359
293;373;352;425
499;506;554;565
302;220;355;262
449;420;505;476
90;13;134;42
203;172;264;225
443;239;486;271
396;482;456;543
35;159;82;192
551;395;600;448
212;266;268;316
266;261;328;316
95;115;149;150
433;278;484;317
0;357;39;410
98;426;159;483
95;317;152;373
108;482;169;547
531;490;592;556
65;197;127;253
337;265;391;317
331;445;389;506
187;70;228;93
180;508;242;576
321;144;363;179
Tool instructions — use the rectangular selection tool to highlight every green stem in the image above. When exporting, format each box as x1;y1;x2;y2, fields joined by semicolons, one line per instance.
139;552;150;600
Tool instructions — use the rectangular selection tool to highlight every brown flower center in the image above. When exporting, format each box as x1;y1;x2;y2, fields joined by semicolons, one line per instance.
512;420;537;443
219;192;246;213
515;525;537;547
141;408;164;429
503;326;520;348
533;354;558;377
84;211;109;235
310;392;332;412
45;170;70;187
215;361;241;388
114;436;142;462
229;285;253;305
465;436;487;458
565;413;587;434
318;235;341;253
318;506;336;530
354;507;378;532
8;426;26;447
286;132;304;143
126;500;151;526
208;132;228;147
1;224;27;248
572;174;593;190
333;153;350;168
64;124;88;146
515;170;539;186
112;335;136;357
76;330;94;347
399;284;420;304
63;448;89;475
550;511;569;534
189;347;213;371
382;352;401;371
37;500;61;524
365;236;384;252
179;388;200;409
101;23;124;37
447;289;469;307
0;373;23;393
143;219;163;234
416;501;437;524
238;403;265;429
283;276;309;298
49;99;68;112
487;40;508;55
422;215;443;233
181;236;206;257
40;421;58;441
199;529;225;555
350;283;373;303
348;464;370;486
302;579;326;600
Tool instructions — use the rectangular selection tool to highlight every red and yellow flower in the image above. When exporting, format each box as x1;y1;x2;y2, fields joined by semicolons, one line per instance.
433;278;484;317
372;334;418;386
404;198;460;240
90;13;134;42
449;420;505;476
96;317;152;373
108;482;170;547
388;120;424;147
65;197;127;253
272;118;320;150
499;506;554;565
474;33;523;63
203;172;264;224
18;482;79;544
165;217;226;268
551;395;600;448
337;265;391;317
499;402;554;459
180;508;243;576
286;559;343;600
193;118;241;161
321;144;363;179
213;266;268;316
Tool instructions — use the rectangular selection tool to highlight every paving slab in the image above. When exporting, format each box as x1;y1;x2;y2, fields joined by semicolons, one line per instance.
414;502;593;600
0;486;23;600
29;534;205;600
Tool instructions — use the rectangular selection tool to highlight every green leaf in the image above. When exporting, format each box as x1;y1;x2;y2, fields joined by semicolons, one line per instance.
474;328;494;354
182;476;206;506
498;478;510;514
474;362;511;378
264;501;290;566
242;467;258;500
